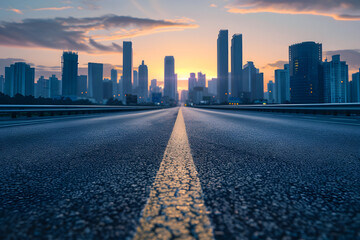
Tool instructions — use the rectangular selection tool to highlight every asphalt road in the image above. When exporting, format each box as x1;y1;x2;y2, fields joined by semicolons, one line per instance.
1;107;359;239
182;107;360;240
0;108;178;239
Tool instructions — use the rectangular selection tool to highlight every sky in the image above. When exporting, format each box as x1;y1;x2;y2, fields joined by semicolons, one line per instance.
0;0;360;91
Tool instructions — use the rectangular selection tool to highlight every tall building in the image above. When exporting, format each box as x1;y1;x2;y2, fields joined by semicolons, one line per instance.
350;69;360;103
49;75;61;98
35;76;49;98
111;69;118;97
133;70;138;90
289;42;323;103
5;62;35;97
188;73;197;92
208;78;217;96
103;79;113;100
0;75;5;93
275;64;290;103
242;62;263;102
77;75;87;97
123;41;133;98
231;34;243;98
138;60;148;103
62;51;78;97
323;55;348;103
150;79;161;93
164;56;176;100
267;80;275;103
217;30;229;103
197;72;206;88
88;63;103;103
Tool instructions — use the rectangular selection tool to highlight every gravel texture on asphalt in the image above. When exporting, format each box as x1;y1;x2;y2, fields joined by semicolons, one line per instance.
182;107;360;240
0;108;178;239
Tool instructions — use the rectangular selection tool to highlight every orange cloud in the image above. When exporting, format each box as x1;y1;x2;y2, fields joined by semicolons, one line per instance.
226;0;360;21
33;6;73;11
8;8;23;14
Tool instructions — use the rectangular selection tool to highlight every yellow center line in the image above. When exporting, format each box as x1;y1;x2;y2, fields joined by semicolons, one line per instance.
133;107;214;240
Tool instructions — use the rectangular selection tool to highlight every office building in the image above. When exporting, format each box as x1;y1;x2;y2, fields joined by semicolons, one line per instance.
197;72;206;88
275;64;290;103
62;51;78;97
133;70;138;90
289;42;323;103
164;56;176;100
88;63;103;103
208;78;217;96
267;80;275;103
242;62;264;102
231;34;243;98
35;76;49;98
111;69;118;97
350;70;360;102
138;60;148;103
0;75;5;93
77;75;87;97
5;62;35;97
103;79;113;100
323;55;348;103
49;75;61;98
188;73;197;92
217;30;229;103
123;41;133;98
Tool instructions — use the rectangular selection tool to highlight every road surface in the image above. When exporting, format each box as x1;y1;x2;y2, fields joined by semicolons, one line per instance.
1;107;359;239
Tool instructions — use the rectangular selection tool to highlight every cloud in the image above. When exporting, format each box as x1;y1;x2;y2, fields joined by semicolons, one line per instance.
210;4;218;8
325;49;360;71
226;0;360;21
264;60;288;69
0;14;197;54
8;8;23;14
33;6;73;11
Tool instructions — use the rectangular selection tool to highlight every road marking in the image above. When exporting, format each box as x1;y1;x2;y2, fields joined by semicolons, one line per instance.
134;108;214;240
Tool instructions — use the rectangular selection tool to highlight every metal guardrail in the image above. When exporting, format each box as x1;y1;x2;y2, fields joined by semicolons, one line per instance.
193;103;360;115
0;105;165;118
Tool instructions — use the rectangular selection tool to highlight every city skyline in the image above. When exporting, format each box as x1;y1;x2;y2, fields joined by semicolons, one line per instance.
0;0;360;91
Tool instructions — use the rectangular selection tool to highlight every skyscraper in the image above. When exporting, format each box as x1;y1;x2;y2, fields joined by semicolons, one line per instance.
103;79;113;100
77;75;87;97
231;34;243;98
164;56;176;100
350;69;360;103
0;75;4;93
275;64;290;104
88;63;103;103
267;80;275;103
123;41;133;98
197;72;206;88
217;30;229;103
188;73;197;92
138;60;148;103
5;62;35;97
62;51;78;97
208;78;217;96
111;69;118;97
323;55;348;103
49;75;60;98
242;62;263;102
133;70;138;90
35;76;49;98
289;42;323;103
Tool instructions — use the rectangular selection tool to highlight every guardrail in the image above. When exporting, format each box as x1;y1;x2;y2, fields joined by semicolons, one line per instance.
0;105;165;118
193;103;360;115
